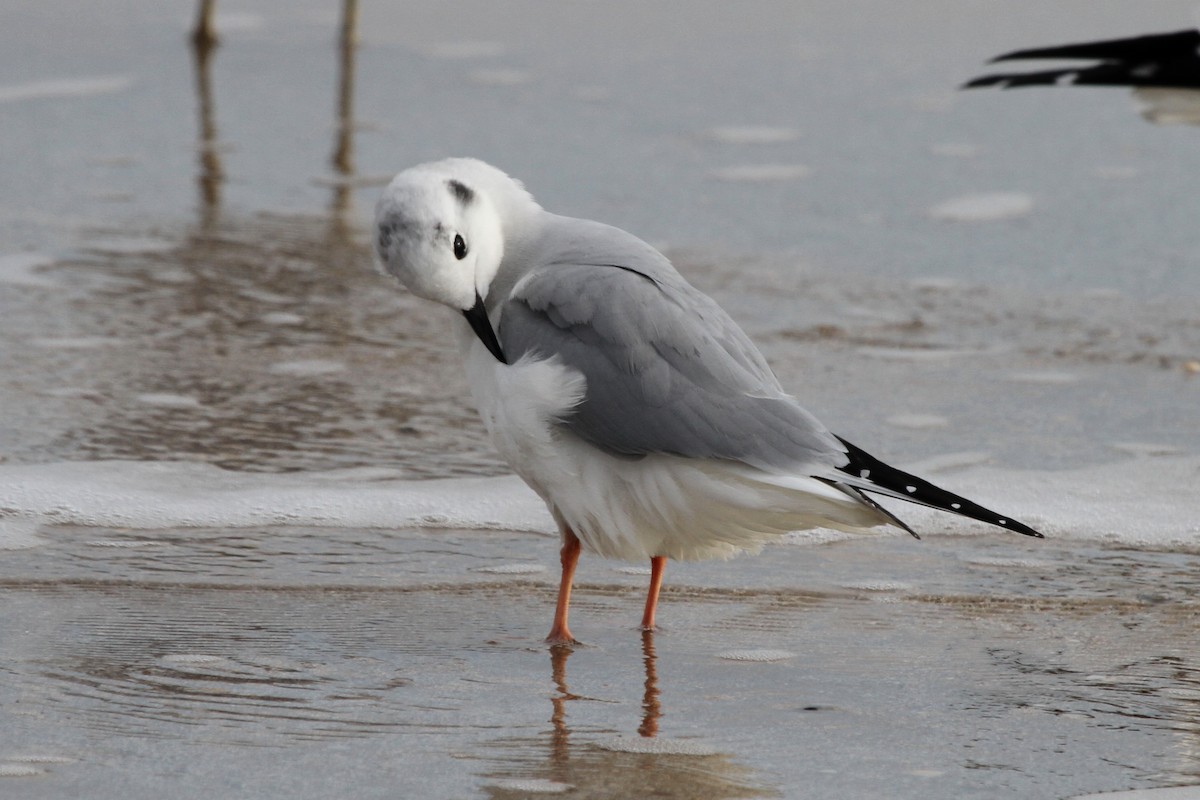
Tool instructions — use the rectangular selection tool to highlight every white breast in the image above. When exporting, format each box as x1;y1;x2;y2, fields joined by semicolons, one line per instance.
460;324;587;499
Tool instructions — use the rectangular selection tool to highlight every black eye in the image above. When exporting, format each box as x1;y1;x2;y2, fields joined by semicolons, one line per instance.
453;234;468;260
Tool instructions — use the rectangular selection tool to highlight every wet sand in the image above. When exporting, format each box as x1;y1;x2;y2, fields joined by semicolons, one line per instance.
5;525;1200;798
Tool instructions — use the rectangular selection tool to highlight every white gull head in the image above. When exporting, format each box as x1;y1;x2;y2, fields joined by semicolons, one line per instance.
373;157;539;313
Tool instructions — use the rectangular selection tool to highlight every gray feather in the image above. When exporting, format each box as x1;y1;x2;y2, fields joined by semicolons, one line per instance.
495;216;845;473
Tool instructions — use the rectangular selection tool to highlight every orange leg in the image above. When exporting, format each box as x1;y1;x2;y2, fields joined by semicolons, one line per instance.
546;527;581;645
640;556;667;631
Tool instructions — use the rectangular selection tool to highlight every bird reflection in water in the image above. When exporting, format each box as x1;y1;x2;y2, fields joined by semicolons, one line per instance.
636;631;662;738
546;642;579;769
549;632;662;756
482;634;770;799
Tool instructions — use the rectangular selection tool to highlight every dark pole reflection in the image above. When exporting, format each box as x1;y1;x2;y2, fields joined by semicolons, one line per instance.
190;0;218;49
189;6;224;232
328;0;360;234
187;0;365;239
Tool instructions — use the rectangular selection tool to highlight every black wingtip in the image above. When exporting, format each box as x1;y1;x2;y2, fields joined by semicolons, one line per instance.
833;437;1044;539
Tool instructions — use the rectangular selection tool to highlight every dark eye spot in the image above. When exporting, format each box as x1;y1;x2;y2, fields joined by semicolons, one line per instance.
453;234;468;260
376;227;392;255
447;179;475;205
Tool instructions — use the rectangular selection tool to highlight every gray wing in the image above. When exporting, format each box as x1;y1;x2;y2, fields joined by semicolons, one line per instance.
498;257;846;473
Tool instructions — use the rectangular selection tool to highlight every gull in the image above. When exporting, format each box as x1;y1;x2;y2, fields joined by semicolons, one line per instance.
374;158;1042;645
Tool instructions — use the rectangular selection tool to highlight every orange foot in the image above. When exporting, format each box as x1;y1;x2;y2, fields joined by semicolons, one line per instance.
545;626;578;647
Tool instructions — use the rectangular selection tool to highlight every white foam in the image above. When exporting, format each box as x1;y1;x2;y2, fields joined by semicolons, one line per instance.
473;563;546;575
905;451;992;475
30;336;122;350
842;581;913;592
929;192;1034;222
0;517;43;550
706;126;801;144
487;779;573;794
781;529;859;546
963;557;1055;569
0;764;45;777
1109;442;1184;457
0;75;133;103
40;387;104;400
1069;787;1200;800
160;654;227;665
595;737;719;756
311;467;408;482
3;755;73;764
717;649;796;662
856;346;1001;362
711;164;810;182
238;288;290;305
134;393;202;409
0;253;58;288
895;456;1200;548
1;455;1198;550
886;413;949;430
267;359;347;377
261;312;304;326
0;460;551;535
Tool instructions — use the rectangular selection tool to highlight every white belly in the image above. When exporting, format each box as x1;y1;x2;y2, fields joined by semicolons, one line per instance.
460;329;888;562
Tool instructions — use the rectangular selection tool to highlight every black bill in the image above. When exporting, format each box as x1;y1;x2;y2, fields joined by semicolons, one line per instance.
463;292;508;364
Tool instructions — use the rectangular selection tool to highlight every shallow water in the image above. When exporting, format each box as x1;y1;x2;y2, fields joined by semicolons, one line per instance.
3;1;1200;798
4;215;1197;476
6;528;1200;798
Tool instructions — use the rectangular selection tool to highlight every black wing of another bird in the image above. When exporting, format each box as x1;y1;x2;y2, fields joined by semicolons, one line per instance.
963;29;1200;90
